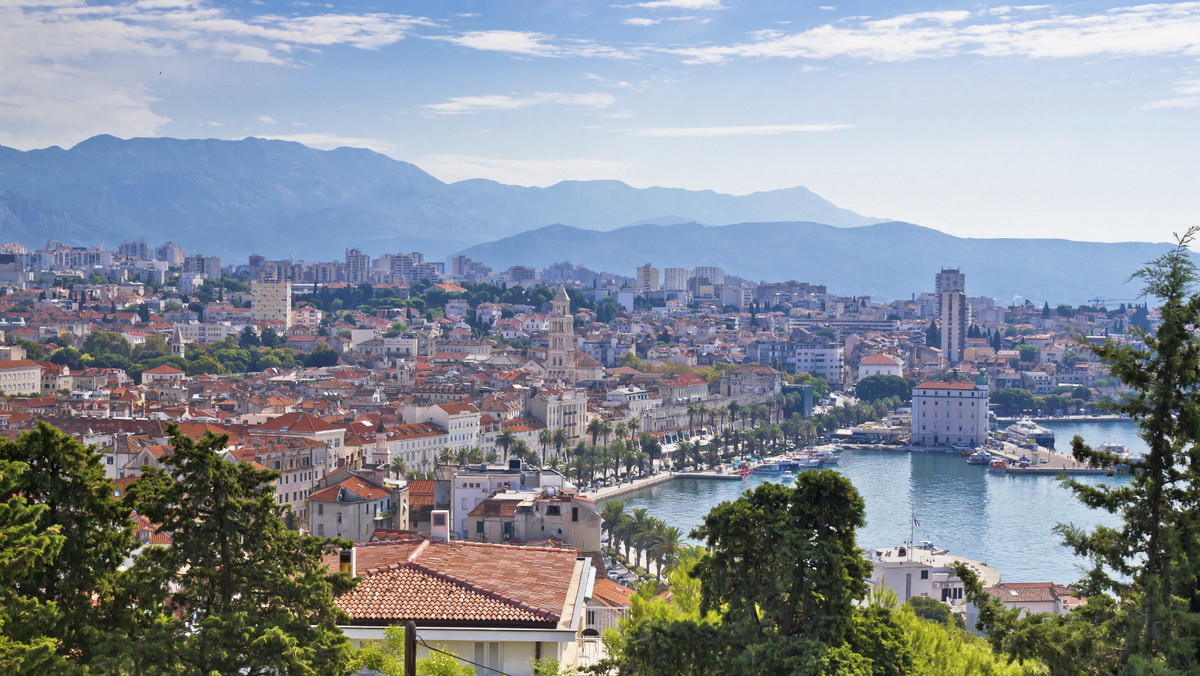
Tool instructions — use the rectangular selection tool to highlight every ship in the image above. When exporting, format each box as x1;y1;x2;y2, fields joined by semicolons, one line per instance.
1004;418;1056;449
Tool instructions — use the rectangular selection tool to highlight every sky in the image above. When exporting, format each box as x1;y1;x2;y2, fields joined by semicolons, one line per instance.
1;0;1198;244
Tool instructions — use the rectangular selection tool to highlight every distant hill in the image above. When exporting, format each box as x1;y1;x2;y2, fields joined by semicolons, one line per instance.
0;135;883;259
455;221;1167;304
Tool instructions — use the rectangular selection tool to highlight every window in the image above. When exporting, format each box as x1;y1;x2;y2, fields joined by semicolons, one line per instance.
474;642;501;675
433;513;446;526
587;610;596;625
476;520;484;534
572;507;579;522
546;505;561;516
337;512;342;524
920;570;929;580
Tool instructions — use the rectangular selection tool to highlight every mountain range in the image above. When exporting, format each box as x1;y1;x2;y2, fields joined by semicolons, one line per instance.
0;135;1169;303
456;221;1159;304
0;135;879;260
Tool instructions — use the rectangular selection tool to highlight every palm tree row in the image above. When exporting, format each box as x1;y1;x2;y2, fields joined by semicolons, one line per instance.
600;503;686;584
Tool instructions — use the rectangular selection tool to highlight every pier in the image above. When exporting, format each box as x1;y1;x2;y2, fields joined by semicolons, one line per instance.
672;471;745;481
989;441;1116;476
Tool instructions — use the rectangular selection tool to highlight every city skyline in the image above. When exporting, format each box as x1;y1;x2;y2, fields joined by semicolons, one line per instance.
2;0;1198;245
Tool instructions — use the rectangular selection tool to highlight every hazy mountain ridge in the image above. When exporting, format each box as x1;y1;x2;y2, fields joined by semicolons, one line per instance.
0;135;882;258
455;220;1166;304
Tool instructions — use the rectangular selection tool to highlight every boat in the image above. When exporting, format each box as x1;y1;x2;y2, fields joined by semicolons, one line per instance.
750;462;785;474
737;468;752;476
1005;419;1056;449
966;451;991;465
988;459;1008;472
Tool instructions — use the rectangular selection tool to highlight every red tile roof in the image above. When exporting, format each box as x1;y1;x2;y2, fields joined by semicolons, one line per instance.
915;381;977;390
254;412;338;434
329;540;581;627
591;578;634;608
310;475;392;503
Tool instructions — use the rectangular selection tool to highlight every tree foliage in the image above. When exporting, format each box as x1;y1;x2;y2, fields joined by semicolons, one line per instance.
126;426;358;675
854;375;912;403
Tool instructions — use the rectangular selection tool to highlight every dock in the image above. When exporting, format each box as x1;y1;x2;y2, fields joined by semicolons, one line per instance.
989;441;1118;476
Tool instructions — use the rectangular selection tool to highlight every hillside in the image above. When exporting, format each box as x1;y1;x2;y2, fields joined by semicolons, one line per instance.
455;221;1164;303
0;135;882;259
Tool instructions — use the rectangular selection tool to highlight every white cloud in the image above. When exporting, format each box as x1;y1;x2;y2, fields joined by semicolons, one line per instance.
0;0;432;148
1144;77;1200;109
422;92;617;115
620;0;724;9
429;30;633;59
668;3;1200;64
414;154;627;186
257;115;276;124
629;123;854;137
1143;97;1199;110
625;17;660;26
254;133;395;152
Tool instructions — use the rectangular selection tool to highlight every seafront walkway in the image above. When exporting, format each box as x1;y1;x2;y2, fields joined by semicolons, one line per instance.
586;470;675;502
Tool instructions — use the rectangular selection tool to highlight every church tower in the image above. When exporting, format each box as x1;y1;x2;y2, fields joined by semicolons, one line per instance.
169;325;186;358
546;284;576;386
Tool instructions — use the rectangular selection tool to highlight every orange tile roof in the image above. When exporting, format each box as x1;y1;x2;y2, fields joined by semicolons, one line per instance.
915;381;977;390
591;578;634;608
311;475;392;503
329;540;580;627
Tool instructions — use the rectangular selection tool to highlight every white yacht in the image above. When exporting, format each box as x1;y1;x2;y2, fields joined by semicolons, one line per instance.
1005;419;1055;449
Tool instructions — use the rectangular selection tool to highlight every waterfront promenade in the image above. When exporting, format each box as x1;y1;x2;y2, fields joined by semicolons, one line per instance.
990;440;1112;475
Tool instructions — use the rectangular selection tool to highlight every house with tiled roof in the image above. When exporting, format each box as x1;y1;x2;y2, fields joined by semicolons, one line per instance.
328;538;594;675
309;473;404;542
465;489;601;551
857;353;903;380
250;412;346;473
585;578;633;638
984;582;1084;618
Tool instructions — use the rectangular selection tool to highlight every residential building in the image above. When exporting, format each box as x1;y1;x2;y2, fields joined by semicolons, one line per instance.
182;254;221;279
251;277;293;328
635;263;660;293
937;268;967;365
329;538;593;675
984;582;1084;618
450;462;569;539
692;266;725;286
866;543;1000;612
0;360;42;395
858;354;903;381
910;376;990;447
465;489;602;550
344;248;371;283
746;337;844;386
585;578;633;639
155;241;186;265
531;388;587;440
663;267;691;291
309;473;400;541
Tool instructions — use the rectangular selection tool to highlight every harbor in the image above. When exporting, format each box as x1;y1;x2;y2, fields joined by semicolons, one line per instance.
604;419;1141;583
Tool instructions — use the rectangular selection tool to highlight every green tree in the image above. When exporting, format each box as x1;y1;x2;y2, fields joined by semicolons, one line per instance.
854;374;912;403
127;426;358;675
84;330;133;359
0;458;71;674
958;228;1200;674
0;423;136;669
1018;345;1040;363
906;596;965;629
352;625;474;675
304;342;340;368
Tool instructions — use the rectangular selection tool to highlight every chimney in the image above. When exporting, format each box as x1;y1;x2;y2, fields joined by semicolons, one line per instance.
338;546;356;577
431;509;450;541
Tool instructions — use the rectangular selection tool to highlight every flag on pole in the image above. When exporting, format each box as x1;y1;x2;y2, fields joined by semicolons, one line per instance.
913;514;920;528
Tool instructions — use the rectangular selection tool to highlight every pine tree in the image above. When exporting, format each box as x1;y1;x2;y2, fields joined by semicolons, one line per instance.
0;422;135;667
127;426;358;675
958;227;1200;673
0;458;71;674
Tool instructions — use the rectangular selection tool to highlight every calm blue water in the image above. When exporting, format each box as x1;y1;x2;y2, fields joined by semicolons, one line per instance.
612;421;1143;585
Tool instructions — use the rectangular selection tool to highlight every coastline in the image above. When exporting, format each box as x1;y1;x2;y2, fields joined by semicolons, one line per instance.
586;471;675;503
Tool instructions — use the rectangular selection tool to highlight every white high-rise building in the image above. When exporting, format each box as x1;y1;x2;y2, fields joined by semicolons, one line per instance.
692;266;725;287
936;268;967;364
663;267;691;291
635;263;660;293
345;248;371;284
251;278;293;328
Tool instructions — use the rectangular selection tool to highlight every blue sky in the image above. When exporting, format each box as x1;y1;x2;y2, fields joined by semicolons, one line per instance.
2;0;1198;243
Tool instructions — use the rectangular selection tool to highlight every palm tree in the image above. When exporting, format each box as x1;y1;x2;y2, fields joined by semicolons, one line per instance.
615;514;637;562
601;502;626;549
551;428;569;461
538;427;553;467
649;525;684;582
389;455;406;479
627;417;640;440
494;428;518;461
727;400;741;430
629;508;653;569
609;439;625;482
510;440;531;465
676;440;694;470
614;420;629;444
